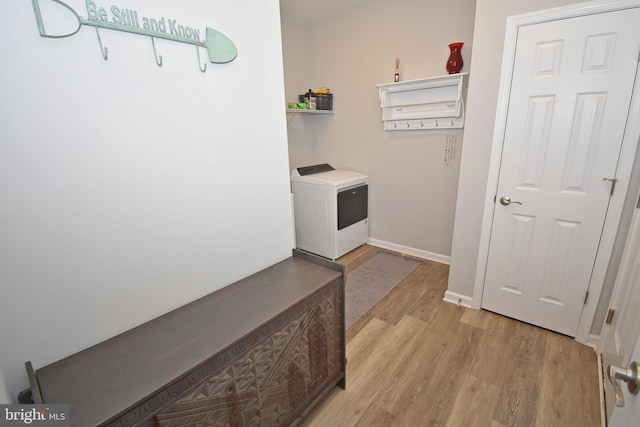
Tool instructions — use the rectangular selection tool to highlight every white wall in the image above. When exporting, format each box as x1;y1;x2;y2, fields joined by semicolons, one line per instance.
281;0;476;262
0;0;292;402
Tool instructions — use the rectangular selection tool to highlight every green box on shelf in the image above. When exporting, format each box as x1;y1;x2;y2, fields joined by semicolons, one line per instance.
288;102;307;110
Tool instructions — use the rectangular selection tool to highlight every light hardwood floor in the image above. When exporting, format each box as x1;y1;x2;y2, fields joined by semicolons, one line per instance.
300;245;601;427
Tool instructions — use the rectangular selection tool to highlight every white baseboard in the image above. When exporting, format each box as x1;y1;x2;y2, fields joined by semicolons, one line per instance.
367;238;450;265
443;290;475;309
586;333;600;350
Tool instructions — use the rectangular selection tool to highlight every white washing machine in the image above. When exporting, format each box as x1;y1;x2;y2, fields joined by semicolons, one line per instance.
291;164;369;260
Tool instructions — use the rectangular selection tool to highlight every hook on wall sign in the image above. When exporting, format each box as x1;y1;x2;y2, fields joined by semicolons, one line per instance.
95;27;108;60
151;37;163;67
196;46;207;73
31;0;238;72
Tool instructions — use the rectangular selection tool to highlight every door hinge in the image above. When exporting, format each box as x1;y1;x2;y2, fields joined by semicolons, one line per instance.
603;177;618;196
584;291;590;304
605;308;616;325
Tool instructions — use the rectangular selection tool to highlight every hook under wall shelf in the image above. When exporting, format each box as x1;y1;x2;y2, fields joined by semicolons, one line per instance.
386;117;463;130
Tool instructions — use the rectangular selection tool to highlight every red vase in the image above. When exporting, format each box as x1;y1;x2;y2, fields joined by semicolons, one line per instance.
446;42;464;74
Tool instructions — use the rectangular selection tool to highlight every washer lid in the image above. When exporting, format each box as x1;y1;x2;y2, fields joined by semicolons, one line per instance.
296;163;335;176
291;169;368;186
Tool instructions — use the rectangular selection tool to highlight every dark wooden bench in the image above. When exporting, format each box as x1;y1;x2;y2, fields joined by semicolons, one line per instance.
25;249;346;426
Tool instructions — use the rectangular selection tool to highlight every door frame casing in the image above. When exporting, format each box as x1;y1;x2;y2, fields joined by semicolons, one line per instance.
473;0;640;344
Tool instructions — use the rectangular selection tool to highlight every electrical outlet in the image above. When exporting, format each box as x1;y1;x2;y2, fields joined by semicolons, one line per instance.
445;135;457;164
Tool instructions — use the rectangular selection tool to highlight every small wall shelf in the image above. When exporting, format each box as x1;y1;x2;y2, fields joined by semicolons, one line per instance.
286;109;335;115
286;109;335;126
377;73;467;130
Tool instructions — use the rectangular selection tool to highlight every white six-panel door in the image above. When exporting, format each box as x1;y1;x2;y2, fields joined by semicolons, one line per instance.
481;8;640;336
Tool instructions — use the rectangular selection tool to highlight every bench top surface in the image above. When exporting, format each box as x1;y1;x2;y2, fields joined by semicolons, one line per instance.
35;254;343;426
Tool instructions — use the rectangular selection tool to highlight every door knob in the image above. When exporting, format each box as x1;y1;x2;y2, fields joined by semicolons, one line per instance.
607;361;640;408
499;196;523;206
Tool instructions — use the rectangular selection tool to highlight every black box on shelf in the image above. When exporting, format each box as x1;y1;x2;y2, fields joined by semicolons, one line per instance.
316;93;333;110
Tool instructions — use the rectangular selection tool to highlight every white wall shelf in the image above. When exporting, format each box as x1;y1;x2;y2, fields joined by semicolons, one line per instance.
286;109;335;114
377;73;467;130
286;109;335;126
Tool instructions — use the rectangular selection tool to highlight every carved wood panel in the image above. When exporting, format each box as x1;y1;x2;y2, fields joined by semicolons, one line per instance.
130;283;342;427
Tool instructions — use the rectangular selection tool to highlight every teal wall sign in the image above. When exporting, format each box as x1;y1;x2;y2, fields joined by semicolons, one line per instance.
32;0;238;72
